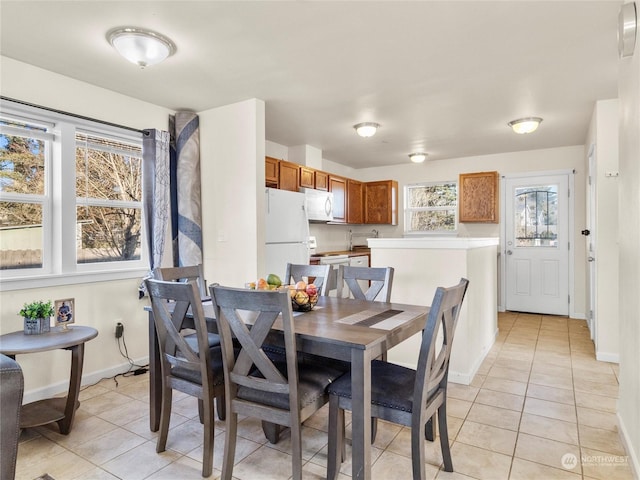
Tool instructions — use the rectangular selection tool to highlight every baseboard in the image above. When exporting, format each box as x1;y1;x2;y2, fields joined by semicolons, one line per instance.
22;356;149;404
617;411;640;480
449;327;498;386
596;351;620;364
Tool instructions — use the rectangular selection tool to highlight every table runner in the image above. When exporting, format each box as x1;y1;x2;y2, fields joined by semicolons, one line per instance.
336;308;419;330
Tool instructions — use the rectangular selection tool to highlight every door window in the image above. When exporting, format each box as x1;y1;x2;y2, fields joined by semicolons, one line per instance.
514;185;558;247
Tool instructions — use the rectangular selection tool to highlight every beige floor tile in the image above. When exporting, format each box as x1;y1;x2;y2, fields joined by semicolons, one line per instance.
577;407;619;432
529;371;574;390
481;376;528;396
466;403;521;431
35;413;119;448
470;374;486;388
78;390;136;415
573;378;619;398
531;362;572;378
580;447;635;480
488;365;531;383
145;455;212;480
447;383;480;402
455;420;517;455
16;448;98;480
514;433;581;471
71;466;120;479
523;397;577;423
574;390;618;413
101;440;182;479
72;427;147;465
475;388;524;412
510;457;582;479
449;442;512;480
579;424;627;455
446;397;473;419
385;426;445;466
519;413;579;445
186;430;262;471
97;398;149;426
371;449;440;480
492;356;533;372
572;368;619;385
526;383;575;405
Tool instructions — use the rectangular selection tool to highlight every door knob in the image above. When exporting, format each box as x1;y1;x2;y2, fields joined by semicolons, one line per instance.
581;229;591;236
506;250;513;255
588;256;595;262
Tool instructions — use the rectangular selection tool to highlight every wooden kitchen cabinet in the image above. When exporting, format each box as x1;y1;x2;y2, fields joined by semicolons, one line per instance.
299;166;315;189
329;175;347;223
279;160;299;192
459;171;499;223
265;157;279;188
365;180;398;225
314;170;329;191
347;179;364;224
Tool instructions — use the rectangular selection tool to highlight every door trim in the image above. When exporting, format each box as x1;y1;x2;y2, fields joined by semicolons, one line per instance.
499;170;576;317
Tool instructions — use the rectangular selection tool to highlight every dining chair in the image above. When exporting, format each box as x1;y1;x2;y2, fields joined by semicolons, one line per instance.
335;265;394;302
153;264;208;299
284;263;331;295
145;278;225;478
209;285;344;480
326;278;470;480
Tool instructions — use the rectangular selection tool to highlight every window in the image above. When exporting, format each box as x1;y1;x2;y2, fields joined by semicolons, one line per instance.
404;182;458;234
0;100;146;285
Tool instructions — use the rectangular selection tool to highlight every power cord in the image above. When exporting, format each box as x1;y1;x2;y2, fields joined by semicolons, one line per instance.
116;328;148;380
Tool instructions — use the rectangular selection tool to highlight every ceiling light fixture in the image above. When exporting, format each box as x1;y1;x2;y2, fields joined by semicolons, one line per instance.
353;122;380;138
409;152;427;163
107;27;176;68
508;117;543;134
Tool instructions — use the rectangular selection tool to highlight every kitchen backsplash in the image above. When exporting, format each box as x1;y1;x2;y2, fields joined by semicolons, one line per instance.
309;223;398;252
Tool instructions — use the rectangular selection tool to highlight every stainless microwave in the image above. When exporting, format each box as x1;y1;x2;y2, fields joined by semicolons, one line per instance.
301;188;333;222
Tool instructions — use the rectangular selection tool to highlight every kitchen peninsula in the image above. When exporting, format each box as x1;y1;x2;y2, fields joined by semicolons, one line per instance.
368;237;499;384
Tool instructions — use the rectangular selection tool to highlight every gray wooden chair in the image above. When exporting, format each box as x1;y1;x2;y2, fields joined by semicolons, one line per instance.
327;278;470;480
153;264;208;299
336;265;394;302
145;278;225;478
284;263;331;295
209;285;344;480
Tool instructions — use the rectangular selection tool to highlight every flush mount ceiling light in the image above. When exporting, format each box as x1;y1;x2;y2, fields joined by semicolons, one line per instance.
618;2;637;58
353;122;380;137
409;152;428;163
508;117;543;134
107;27;176;68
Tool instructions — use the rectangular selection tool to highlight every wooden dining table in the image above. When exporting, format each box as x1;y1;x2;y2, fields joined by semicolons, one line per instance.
145;294;428;480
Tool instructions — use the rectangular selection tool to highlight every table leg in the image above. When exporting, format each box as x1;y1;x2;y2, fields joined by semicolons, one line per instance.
148;311;161;432
351;348;372;480
57;343;84;434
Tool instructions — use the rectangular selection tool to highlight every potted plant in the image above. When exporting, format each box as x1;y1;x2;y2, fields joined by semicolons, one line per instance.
19;300;54;335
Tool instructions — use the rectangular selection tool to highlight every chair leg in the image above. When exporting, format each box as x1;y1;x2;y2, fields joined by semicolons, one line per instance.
202;396;215;478
424;414;436;441
371;417;378;443
198;398;205;424
291;422;303;480
327;395;344;480
411;415;427;480
216;394;226;421
262;420;282;444
156;385;172;452
221;412;238;480
437;405;453;472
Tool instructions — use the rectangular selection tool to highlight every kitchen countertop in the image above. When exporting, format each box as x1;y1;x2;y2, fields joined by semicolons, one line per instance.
310;248;370;261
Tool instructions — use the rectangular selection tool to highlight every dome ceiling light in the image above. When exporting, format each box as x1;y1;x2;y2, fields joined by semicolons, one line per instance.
107;27;176;68
508;117;543;134
353;122;380;138
409;152;428;163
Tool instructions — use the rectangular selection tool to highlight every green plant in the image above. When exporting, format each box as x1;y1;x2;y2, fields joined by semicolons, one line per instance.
18;300;55;319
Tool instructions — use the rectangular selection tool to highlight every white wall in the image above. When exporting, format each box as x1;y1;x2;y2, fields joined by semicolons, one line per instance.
0;57;173;401
586;99;620;362
199;99;265;288
617;7;640;476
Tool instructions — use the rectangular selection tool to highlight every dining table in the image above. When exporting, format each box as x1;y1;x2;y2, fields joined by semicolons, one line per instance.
145;294;428;480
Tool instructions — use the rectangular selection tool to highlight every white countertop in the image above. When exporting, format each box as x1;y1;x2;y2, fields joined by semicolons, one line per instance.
368;237;499;249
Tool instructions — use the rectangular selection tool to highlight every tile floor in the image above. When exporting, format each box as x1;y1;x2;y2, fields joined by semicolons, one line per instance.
15;312;635;480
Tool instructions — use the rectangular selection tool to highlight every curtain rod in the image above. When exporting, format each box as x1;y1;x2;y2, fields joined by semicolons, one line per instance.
1;96;150;136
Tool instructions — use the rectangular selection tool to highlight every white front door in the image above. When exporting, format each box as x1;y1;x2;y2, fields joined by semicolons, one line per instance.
504;174;570;315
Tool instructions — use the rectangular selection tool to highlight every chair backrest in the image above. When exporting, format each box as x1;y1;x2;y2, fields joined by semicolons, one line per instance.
413;278;469;410
145;278;213;393
153;264;208;299
210;285;302;417
336;265;394;302
284;263;331;296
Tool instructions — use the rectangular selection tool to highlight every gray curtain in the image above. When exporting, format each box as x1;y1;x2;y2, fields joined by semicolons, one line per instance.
169;112;203;267
139;129;170;297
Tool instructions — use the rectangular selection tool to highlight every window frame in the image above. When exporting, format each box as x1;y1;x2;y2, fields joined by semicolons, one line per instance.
0;100;147;291
403;180;459;236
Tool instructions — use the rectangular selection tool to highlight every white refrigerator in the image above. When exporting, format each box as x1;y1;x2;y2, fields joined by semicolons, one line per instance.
265;188;310;282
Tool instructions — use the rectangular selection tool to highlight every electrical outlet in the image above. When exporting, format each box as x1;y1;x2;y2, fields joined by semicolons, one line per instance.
115;322;124;338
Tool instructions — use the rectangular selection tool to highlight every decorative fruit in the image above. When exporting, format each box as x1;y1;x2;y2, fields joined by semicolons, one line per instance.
248;282;256;289
295;280;307;291
257;278;268;290
293;290;309;305
305;283;317;296
267;273;282;287
288;285;297;298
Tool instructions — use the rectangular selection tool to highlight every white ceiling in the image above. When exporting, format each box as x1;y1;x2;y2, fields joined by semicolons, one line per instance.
0;1;621;169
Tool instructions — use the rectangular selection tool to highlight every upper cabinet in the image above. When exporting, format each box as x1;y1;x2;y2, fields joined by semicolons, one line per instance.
265;156;279;188
459;171;499;223
278;160;299;192
365;180;398;225
347;179;364;224
329;175;347;223
314;170;329;191
299;166;315;189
